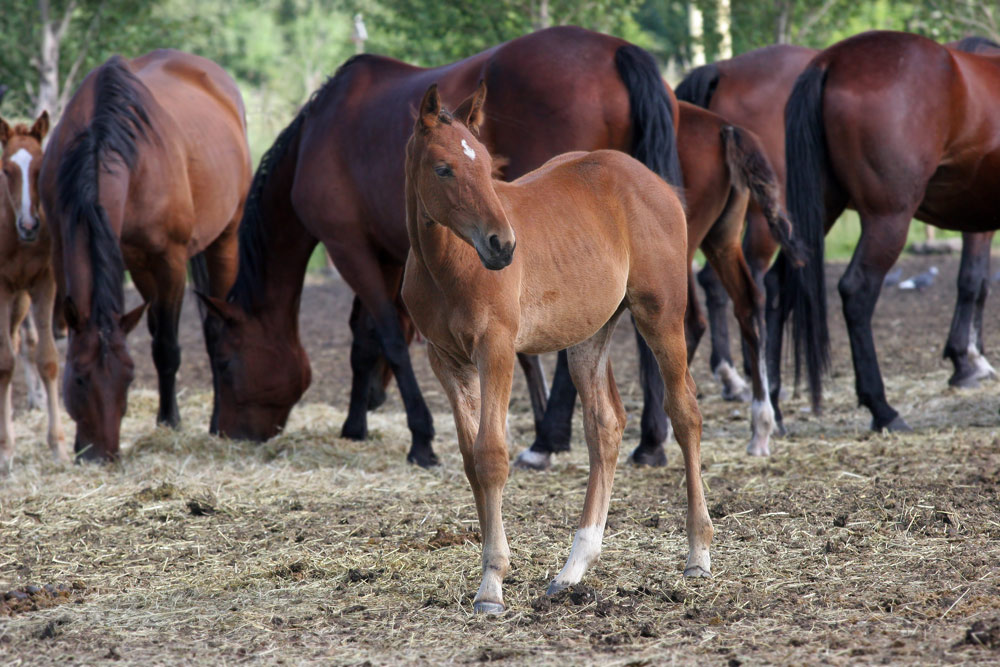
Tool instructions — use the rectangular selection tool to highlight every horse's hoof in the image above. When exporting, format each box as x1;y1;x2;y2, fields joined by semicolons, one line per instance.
948;369;994;389
774;420;787;437
513;449;551;471
545;580;569;596
746;439;770;457
683;565;712;578
158;414;181;430
407;448;440;468
871;415;912;433
340;422;367;441
630;445;667;467
473;600;505;615
721;385;752;403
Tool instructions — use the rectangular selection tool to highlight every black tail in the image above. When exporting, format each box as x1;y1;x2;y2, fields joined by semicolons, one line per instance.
675;62;720;108
614;44;684;190
721;124;804;265
57;55;152;329
783;64;831;410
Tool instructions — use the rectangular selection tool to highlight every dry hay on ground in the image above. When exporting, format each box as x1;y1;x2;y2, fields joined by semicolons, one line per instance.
1;255;999;664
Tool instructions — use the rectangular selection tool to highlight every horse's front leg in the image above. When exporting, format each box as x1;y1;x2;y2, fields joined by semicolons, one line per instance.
548;314;626;594
469;338;516;613
0;288;16;475
144;258;186;429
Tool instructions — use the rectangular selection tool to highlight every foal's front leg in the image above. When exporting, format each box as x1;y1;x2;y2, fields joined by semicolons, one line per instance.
0;288;16;474
469;340;516;613
31;278;67;461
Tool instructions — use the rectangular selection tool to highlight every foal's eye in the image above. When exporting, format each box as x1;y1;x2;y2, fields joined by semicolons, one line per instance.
434;164;454;178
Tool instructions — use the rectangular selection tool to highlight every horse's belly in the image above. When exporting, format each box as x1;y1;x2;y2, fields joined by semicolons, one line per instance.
514;278;627;354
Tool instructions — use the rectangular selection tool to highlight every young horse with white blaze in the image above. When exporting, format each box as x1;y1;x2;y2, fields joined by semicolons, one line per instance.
0;112;67;473
402;83;713;612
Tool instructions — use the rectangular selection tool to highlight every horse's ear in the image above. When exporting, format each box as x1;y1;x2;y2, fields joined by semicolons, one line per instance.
0;117;10;145
120;302;148;335
455;80;487;133
64;296;83;332
30;111;50;141
419;84;441;131
195;291;243;325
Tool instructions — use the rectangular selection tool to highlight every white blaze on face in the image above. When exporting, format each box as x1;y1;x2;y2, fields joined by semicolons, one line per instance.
11;148;34;222
461;139;476;161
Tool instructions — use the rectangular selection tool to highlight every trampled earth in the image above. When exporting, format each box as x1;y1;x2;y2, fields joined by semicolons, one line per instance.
1;254;999;664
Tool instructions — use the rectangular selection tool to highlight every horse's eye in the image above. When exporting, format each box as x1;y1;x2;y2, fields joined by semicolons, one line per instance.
434;164;453;178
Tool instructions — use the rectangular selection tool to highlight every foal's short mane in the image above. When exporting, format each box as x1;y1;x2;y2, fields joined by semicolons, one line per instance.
953;36;1000;54
57;55;152;331
228;54;374;311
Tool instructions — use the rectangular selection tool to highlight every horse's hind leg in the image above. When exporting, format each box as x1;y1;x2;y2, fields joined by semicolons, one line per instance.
697;263;751;402
630;323;671;466
142;256;187;429
548;309;627;594
702;233;775;456
344;297;382;440
30;277;67;461
630;289;713;577
514;349;577;470
944;231;995;388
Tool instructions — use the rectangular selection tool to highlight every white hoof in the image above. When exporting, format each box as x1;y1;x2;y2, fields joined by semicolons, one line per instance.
513;448;551;471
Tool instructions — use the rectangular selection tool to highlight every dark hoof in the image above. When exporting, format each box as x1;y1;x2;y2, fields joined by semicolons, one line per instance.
158;413;181;430
774;420;787;437
340;420;367;441
949;373;982;389
513;448;551;471
630;444;667;467
871;415;911;433
407;448;440;468
545;580;569;596
473;600;505;615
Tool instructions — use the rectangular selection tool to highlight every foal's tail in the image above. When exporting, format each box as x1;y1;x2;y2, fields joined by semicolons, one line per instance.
614;44;684;190
783;63;831;411
721;125;804;265
674;62;720;109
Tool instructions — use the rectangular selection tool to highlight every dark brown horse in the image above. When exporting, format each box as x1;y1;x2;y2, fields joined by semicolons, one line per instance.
677;38;998;434
517;100;802;467
403;83;712;612
783;31;1000;432
39;51;251;460
199;27;684;466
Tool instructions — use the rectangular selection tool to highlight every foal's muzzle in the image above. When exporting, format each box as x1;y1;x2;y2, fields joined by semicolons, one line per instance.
474;232;516;271
16;215;39;243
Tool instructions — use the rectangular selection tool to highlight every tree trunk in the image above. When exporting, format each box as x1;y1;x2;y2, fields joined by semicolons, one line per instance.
36;0;61;117
533;0;551;31
689;2;706;66
774;0;791;45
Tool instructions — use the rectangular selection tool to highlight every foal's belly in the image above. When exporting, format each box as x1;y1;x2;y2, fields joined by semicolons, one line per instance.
514;271;628;355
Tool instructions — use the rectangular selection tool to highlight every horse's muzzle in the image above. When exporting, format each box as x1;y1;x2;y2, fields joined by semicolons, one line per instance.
475;233;515;271
16;216;39;243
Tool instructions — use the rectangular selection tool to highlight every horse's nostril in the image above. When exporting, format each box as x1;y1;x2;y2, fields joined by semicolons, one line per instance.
488;234;502;252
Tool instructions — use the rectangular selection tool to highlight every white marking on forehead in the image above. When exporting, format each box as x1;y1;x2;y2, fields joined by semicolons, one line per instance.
461;139;476;161
10;148;33;220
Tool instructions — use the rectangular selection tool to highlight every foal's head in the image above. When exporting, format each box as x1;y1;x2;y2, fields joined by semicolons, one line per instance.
408;83;516;270
0;112;49;242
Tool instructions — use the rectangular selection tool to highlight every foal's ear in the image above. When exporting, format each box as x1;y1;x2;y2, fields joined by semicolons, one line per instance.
0;117;10;145
455;80;487;133
30;111;50;141
120;302;149;335
419;84;441;131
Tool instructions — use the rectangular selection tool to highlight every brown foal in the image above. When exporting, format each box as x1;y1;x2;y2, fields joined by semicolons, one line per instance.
0;112;66;474
401;83;713;613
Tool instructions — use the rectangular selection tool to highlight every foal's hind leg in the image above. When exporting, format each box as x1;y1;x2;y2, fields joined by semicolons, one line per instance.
548;310;627;594
19;310;45;411
631;291;713;577
944;231;995;388
0;287;19;474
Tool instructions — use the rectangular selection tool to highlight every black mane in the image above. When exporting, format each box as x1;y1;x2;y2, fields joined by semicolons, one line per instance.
229;55;373;311
57;55;151;331
953;36;1000;54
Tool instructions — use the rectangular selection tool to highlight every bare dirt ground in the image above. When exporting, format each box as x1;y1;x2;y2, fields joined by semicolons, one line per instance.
2;253;1000;665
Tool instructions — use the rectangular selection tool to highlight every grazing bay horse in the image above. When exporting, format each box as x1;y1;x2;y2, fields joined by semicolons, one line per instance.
517;101;801;468
199;27;684;466
784;31;1000;432
403;83;712;613
39;51;251;460
0;112;66;473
